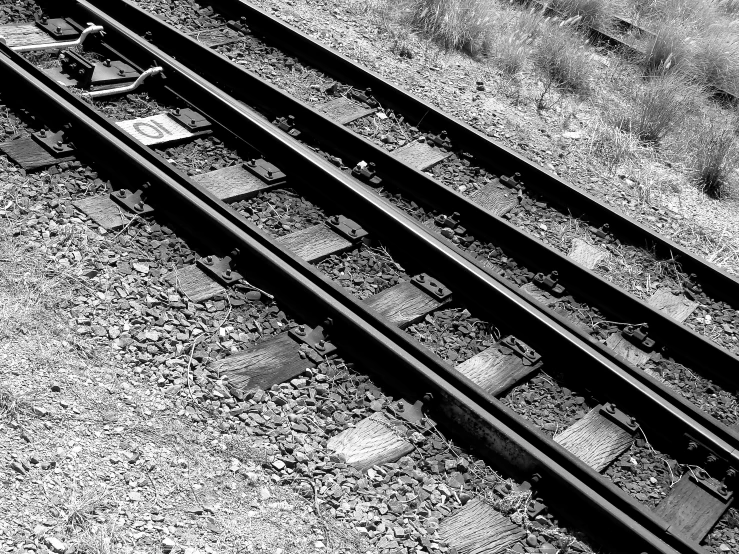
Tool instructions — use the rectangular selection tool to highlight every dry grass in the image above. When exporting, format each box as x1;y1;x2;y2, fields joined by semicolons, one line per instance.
549;0;609;27
63;484;113;530
532;17;593;93
687;116;738;197
644;20;694;73
690;23;739;93
615;71;699;143
406;0;495;55
0;387;31;424
486;8;544;77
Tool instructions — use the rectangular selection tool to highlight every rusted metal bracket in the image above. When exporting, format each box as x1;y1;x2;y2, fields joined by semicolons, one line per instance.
500;336;541;364
289;321;337;357
388;398;424;424
326;215;367;242
351;161;382;186
411;273;452;301
244;158;286;185
622;324;655;351
599;403;638;433
689;472;732;502
348;87;378;108
500;172;522;189
425;130;451;150
168;108;211;132
36;16;80;39
533;271;566;297
197;250;242;285
272;115;300;137
31;129;75;157
110;184;154;215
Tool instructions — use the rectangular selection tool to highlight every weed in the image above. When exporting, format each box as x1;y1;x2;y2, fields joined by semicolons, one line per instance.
615;72;697;143
644;21;694;73
406;0;495;55
550;0;608;27
63;484;112;530
689;118;737;197
0;387;30;425
532;18;592;93
690;24;739;94
588;117;640;171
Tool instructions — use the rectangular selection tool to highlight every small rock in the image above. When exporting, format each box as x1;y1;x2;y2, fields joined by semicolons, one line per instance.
45;537;66;553
525;534;538;548
50;385;61;393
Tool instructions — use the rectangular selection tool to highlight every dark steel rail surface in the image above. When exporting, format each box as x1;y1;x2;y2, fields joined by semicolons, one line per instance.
0;36;690;554
145;0;739;305
62;0;739;461
69;0;739;399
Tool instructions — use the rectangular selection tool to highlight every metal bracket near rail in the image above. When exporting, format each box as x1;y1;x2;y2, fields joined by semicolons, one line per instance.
197;250;243;286
168;108;211;132
36;17;80;39
426;130;452;150
351;161;382;186
227;17;250;33
348;87;378;108
500;336;541;364
683;434;737;484
9;23;103;53
622;324;655;352
31;129;75;157
81;66;163;99
272;115;300;137
244;158;286;185
689;472;732;502
326;215;367;242
500;172;522;189
599;403;638;433
289;321;337;357
533;271;566;297
110;184;154;216
411;273;452;301
589;223;612;241
388;397;425;424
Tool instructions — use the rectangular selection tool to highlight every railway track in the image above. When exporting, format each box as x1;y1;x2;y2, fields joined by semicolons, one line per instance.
0;2;737;553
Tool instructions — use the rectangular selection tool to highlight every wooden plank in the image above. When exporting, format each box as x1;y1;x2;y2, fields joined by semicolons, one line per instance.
0;23;57;48
0;137;75;171
326;412;414;471
519;282;559;307
554;408;634;472
317;97;376;125
469;181;518;217
364;281;448;328
654;475;732;542
169;264;225;303
73;196;128;230
439;498;525;554
647;289;698;323
605;333;651;366
211;333;314;392
568;238;609;270
116;113;194;147
456;340;541;397
276;224;353;263
391;140;451;171
192;164;282;202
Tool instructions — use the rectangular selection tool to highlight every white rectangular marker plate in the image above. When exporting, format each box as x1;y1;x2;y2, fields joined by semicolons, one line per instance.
115;113;195;146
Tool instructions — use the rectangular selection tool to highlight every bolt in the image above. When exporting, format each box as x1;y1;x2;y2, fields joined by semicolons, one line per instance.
117;190;127;198
727;468;737;479
296;324;306;335
697;469;707;480
369;162;376;169
56;25;61;33
688;441;698;452
707;454;718;464
41;16;48;24
288;115;295;124
38;130;46;138
316;340;326;350
365;87;372;95
417;274;425;282
204;256;214;265
189;118;196;126
440;130;447;138
350;228;357;235
551;270;558;278
720;484;729;495
104;59;111;67
514;172;522;180
133;201;144;212
222;269;232;279
118;68;125;76
267;170;273;178
247;159;256;167
437;287;444;295
629;417;637;427
422;392;434;403
397;401;404;411
605;403;616;414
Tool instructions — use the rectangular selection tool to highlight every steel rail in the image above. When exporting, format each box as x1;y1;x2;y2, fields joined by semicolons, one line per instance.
63;0;739;458
126;0;739;306
0;39;690;554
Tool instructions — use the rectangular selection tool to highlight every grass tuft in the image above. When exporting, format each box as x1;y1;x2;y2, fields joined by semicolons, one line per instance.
407;0;495;55
0;388;30;425
550;0;608;27
532;18;593;93
644;21;694;73
690;24;739;94
689;118;738;197
615;71;698;143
